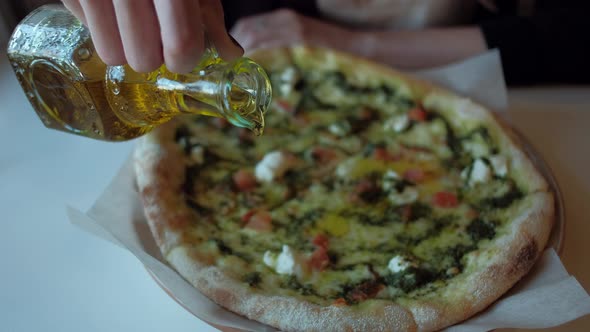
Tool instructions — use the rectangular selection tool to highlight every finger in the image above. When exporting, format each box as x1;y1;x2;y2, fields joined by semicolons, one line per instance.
231;16;292;51
153;0;204;74
230;10;291;46
80;0;125;65
241;34;295;51
61;0;87;25
230;14;264;41
230;18;262;50
79;0;125;65
112;0;163;72
200;0;243;60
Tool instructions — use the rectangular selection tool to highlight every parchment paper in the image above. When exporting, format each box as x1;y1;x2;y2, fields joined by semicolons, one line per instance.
415;49;508;112
67;50;590;332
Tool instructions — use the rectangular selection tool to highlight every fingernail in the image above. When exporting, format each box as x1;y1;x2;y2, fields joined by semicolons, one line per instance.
229;35;244;52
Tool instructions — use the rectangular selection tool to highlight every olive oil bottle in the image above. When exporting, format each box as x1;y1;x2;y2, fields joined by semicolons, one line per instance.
7;5;272;141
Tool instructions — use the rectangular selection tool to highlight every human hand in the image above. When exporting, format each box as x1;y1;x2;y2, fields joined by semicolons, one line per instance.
61;0;243;73
230;9;487;72
231;9;361;53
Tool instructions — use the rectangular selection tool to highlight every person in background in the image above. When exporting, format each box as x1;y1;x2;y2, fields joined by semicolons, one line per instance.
60;0;590;85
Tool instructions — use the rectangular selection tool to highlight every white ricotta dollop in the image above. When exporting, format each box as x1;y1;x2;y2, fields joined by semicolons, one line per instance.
255;151;295;183
189;145;205;165
469;158;492;186
263;245;296;275
278;66;298;96
328;121;352;137
388;186;419;206
462;139;490;158
381;169;400;192
335;157;358;178
384;114;410;133
388;255;416;273
489;155;508;177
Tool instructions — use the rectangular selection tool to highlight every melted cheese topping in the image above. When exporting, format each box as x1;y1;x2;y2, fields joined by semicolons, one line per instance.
171;64;528;306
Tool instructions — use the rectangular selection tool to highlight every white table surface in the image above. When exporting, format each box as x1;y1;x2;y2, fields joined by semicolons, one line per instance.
1;50;589;332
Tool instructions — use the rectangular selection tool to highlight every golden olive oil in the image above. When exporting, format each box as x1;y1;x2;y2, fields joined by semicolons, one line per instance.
7;5;271;141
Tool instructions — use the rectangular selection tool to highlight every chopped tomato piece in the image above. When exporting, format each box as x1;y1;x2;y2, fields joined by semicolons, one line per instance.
347;280;384;303
312;234;330;249
373;147;389;161
348;290;368;303
241;209;257;224
309;246;330;271
433;191;459;208
282;187;295;200
403;169;425;183
275;99;294;113
401;205;413;223
373;147;400;162
311;146;338;164
309;233;331;271
298;117;313;127
332;298;347;306
401;144;433;154
466;208;479;219
244;211;273;232
233;170;257;192
238;128;256;144
354;179;382;203
347;192;361;204
408;107;428;122
359;107;378;121
213;117;229;129
355;179;375;194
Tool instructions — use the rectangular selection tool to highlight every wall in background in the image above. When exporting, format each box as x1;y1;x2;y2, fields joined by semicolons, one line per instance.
0;1;16;43
0;0;59;44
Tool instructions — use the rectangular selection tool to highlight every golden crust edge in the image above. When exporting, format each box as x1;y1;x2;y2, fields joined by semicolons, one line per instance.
134;117;189;254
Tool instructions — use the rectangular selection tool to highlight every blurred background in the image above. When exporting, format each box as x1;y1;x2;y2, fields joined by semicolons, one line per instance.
2;1;50;42
1;0;56;32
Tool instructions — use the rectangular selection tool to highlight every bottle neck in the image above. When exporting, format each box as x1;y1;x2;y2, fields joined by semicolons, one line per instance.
158;57;271;136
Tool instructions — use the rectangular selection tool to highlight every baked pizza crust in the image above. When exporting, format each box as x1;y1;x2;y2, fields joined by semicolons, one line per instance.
135;120;190;254
134;47;555;331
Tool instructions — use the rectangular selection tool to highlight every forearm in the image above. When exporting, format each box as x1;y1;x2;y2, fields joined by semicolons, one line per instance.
350;27;487;70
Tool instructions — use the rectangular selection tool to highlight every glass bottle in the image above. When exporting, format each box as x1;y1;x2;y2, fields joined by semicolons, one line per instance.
7;5;272;141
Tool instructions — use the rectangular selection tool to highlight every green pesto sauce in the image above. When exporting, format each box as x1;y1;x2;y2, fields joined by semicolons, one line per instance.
174;63;527;306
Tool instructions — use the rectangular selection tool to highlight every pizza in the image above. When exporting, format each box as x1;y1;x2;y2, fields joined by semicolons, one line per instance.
134;47;554;331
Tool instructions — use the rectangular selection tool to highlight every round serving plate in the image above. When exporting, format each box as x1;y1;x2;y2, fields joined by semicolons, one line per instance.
145;123;566;331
